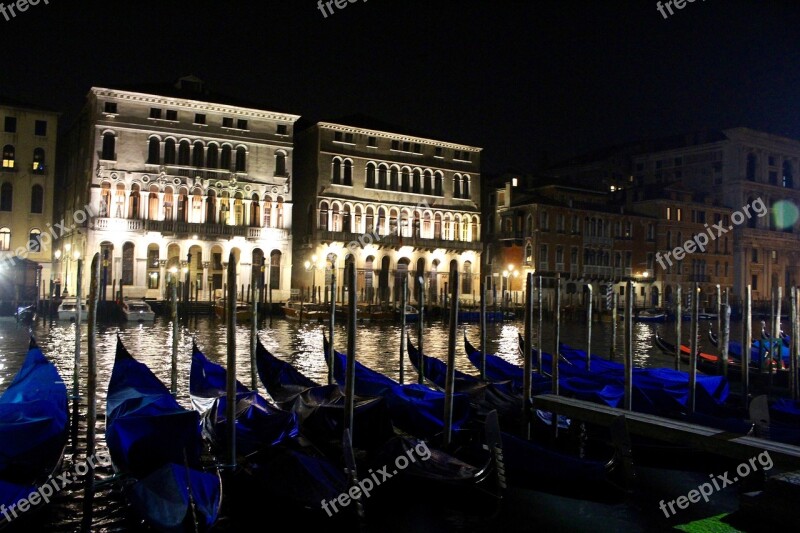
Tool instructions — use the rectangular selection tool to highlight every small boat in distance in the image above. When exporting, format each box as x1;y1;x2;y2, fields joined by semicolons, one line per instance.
56;297;87;321
121;299;156;322
214;299;251;322
635;310;667;323
281;301;329;321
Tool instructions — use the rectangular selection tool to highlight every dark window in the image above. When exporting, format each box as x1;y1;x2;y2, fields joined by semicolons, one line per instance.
147;138;160;164
221;145;232;169
413;143;421;153
435;147;443;157
0;183;12;210
101;133;115;160
122;243;134;285
270;251;281;290
275;152;286;176
206;144;218;168
277;124;287;135
332;158;342;184
463;177;470;198
769;171;777;185
164;139;176;164
34;120;47;136
222;117;233;128
366;163;376;188
334;131;342;142
193;141;204;167
345;132;353;143
4;117;15;133
31;185;43;213
235;147;247;172
783;161;793;188
28;230;41;252
752;274;758;290
103;102;117;114
149;108;162;119
237;119;248;130
402;141;410;152
166;110;178;121
391;140;399;150
434;173;443;196
343;160;352;186
194;113;206;125
746;154;757;181
752;249;758;263
178;141;190;165
769;156;776;166
367;136;377;147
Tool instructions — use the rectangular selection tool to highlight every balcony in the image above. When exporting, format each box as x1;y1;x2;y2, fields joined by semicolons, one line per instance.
90;217;288;241
585;235;613;247
314;229;481;251
497;230;523;241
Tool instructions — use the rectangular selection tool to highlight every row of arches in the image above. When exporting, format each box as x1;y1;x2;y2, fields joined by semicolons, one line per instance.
746;153;795;188
317;200;479;242
98;181;285;227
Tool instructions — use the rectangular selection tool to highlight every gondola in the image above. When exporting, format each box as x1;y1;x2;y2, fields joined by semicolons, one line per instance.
189;345;354;516
105;338;222;532
405;339;626;500
0;338;68;528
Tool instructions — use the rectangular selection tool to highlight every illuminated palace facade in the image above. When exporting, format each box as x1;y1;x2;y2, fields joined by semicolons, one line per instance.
58;77;299;301
292;117;482;305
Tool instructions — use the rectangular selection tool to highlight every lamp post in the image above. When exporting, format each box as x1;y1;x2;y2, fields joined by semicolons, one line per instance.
102;249;109;302
72;249;81;297
64;243;72;295
53;249;61;298
305;255;321;303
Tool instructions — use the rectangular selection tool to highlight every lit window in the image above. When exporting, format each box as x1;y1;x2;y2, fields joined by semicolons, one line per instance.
2;145;15;168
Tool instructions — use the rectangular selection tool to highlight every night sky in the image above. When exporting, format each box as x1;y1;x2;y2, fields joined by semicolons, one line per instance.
2;0;799;173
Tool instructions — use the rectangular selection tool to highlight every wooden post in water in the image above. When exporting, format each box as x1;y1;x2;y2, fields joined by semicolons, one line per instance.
552;274;561;396
610;292;618;361
81;253;100;531
73;258;83;399
624;279;633;411
480;275;488;380
225;253;237;469
344;262;357;438
171;283;178;395
771;286;782;392
716;284;722;338
688;283;699;414
675;286;682;371
586;284;593;371
743;285;752;410
537;275;543;373
250;285;258;391
721;302;731;379
523;273;534;439
399;277;407;384
443;262;460;447
792;286;799;401
328;274;336;385
417;276;425;385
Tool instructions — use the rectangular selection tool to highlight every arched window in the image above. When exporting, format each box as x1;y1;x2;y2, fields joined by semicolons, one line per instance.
365;206;374;232
453;175;461;198
462;261;473;294
236;147;247;172
147;138;160;164
366;162;376;188
205;190;216;224
30;185;44;213
275;151;286;176
331;204;341;232
206;144;218;168
434;212;442;238
148;185;159;220
0;183;12;211
276;197;284;228
0;227;9;251
164;139;176;164
434;172;443;196
101;133;115;160
390;167;399;191
32;148;45;172
354;205;363;233
220;145;232;170
783;161;794;188
377;207;387;234
525;243;533;263
319;201;329;230
401;168;410;192
250;193;260;226
270;250;281;290
462;175;471;198
2;145;14;168
412;169;421;194
343;205;352;232
746;153;757;181
178;140;190;165
343;160;353;186
378;164;388;189
28;229;41;252
129;183;140;219
423;212;431;237
332;157;342;184
423;170;432;195
389;208;399;235
100;182;111;216
193;141;205;167
122;242;135;285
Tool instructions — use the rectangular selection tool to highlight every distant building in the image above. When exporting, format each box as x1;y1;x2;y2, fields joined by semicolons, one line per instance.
292;116;482;306
57;77;299;301
0;97;58;310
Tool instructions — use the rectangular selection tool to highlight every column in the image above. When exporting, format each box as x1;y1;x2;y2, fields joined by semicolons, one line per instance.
139;191;147;219
243;199;252;226
159;259;167;298
201;196;208;224
203;261;210;301
157;192;165;221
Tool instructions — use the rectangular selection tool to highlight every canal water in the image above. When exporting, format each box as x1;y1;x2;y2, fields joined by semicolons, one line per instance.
0;314;778;532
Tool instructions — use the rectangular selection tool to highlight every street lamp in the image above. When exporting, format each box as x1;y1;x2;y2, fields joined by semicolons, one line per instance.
64;244;71;295
53;249;61;298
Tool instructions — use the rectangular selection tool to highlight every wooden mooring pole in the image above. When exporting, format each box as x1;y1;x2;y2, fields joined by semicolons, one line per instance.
328;274;336;385
675;286;682;371
225;253;237;469
443;263;460;447
81;253;100;531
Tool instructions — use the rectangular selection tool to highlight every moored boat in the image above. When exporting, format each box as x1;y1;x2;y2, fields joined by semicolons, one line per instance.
120;298;156;322
56;297;87;321
105;338;222;532
0;338;68;528
213;300;251;322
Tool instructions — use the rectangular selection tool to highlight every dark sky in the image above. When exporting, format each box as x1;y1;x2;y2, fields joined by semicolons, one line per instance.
2;0;800;173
